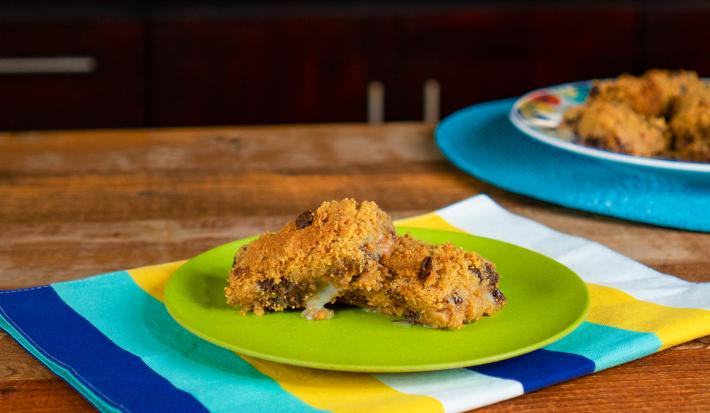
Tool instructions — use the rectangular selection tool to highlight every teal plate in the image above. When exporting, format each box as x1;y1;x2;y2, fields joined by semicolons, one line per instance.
164;227;589;373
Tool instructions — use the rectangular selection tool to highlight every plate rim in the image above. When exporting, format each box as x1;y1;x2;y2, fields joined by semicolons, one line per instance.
509;80;710;173
164;227;591;373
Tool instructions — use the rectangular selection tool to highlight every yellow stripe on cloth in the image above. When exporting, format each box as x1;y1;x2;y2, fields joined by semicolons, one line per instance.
395;212;464;233
243;356;443;413
128;261;186;302
127;261;443;412
587;283;710;349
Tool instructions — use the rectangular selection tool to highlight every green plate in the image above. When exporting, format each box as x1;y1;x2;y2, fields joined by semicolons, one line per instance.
164;227;589;373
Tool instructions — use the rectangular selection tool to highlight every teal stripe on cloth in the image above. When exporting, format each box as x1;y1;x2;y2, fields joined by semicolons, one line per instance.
543;321;661;371
1;286;207;412
52;272;324;413
0;304;120;413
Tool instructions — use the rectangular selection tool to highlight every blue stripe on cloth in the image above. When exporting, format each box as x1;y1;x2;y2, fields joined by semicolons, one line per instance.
543;321;661;372
469;349;595;393
53;271;323;413
0;305;118;412
0;286;207;413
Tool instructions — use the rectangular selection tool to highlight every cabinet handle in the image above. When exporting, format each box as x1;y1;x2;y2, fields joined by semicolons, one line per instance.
0;56;97;75
423;79;440;123
367;81;385;124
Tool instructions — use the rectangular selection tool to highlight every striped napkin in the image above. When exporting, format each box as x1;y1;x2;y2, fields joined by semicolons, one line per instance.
1;195;709;413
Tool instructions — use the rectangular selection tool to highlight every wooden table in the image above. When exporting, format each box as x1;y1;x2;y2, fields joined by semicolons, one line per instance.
1;124;708;411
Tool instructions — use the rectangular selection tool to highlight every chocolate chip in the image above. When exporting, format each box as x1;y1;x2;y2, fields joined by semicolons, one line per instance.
469;265;483;281
484;262;499;284
452;294;464;305
231;257;237;268
405;311;420;323
492;289;506;303
470;263;498;284
585;136;604;148
589;86;599;97
257;279;277;294
295;210;315;229
257;278;310;308
419;256;433;281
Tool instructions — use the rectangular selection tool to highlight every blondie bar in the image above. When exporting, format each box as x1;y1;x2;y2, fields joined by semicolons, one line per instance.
225;199;396;320
343;234;505;329
225;201;506;329
561;100;668;157
588;69;703;117
669;88;710;162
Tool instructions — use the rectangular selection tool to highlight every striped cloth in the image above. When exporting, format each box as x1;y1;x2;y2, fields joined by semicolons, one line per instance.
1;195;709;413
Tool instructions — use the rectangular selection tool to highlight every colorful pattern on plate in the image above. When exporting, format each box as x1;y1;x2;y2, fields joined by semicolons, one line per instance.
513;83;589;133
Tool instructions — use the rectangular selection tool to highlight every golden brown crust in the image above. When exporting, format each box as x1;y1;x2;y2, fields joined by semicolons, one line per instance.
561;100;668;157
644;69;706;116
588;69;703;117
561;69;709;162
343;235;505;329
224;201;506;329
224;199;396;315
669;89;710;162
589;74;665;117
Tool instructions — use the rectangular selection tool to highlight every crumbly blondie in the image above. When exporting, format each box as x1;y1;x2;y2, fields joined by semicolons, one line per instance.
588;74;665;117
565;69;709;161
669;88;710;162
225;199;396;320
588;69;703;117
561;100;668;157
225;201;506;329
342;234;505;329
644;69;706;115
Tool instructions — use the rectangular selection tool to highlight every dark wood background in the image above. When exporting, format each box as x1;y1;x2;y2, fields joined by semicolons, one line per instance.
1;1;709;130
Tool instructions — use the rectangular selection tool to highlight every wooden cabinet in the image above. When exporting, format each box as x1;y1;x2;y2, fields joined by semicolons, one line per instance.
380;11;535;121
526;8;641;85
384;9;640;121
0;20;145;130
645;10;710;75
151;18;388;125
0;4;707;130
150;8;643;125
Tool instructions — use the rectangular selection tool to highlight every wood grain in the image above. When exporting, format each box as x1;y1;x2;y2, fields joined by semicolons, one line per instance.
0;123;708;411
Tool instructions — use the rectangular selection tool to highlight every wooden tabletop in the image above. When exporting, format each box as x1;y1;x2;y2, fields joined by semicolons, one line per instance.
0;123;708;411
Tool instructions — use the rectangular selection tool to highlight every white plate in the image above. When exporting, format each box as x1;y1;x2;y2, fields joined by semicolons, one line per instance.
509;80;710;174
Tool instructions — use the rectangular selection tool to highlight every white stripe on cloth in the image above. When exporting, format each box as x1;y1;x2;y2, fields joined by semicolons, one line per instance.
437;195;710;311
375;369;523;413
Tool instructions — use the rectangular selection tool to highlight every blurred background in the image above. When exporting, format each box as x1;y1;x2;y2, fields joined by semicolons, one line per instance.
1;0;709;131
